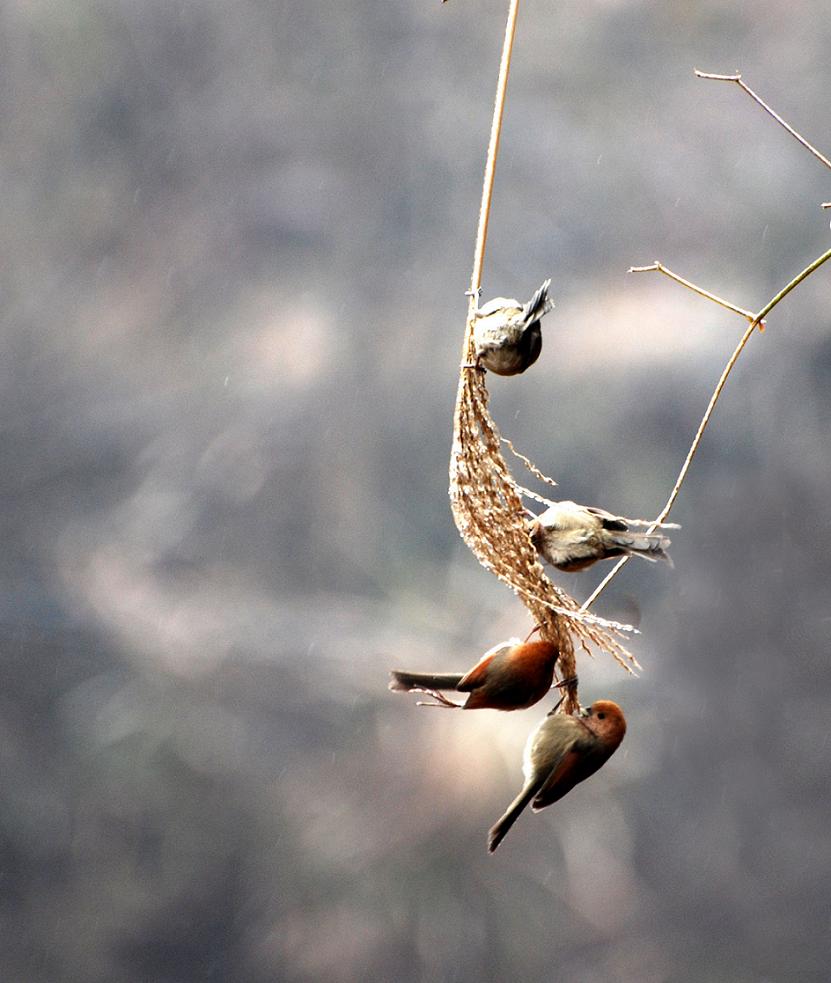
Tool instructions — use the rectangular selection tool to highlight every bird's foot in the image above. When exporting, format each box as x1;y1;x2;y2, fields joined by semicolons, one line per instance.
465;286;483;317
546;677;578;717
414;688;463;709
546;693;567;716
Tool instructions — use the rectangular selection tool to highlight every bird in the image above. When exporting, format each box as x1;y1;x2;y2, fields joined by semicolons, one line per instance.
389;637;561;711
528;500;676;572
488;699;627;852
472;279;553;376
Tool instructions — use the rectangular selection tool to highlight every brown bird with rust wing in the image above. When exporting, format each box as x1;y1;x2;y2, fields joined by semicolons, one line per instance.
488;699;627;852
389;637;561;711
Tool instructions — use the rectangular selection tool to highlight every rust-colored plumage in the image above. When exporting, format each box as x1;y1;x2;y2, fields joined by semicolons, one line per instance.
488;699;626;852
389;638;560;711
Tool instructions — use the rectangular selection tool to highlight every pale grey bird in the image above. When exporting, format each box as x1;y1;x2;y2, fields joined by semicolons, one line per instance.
472;278;553;376
529;500;676;572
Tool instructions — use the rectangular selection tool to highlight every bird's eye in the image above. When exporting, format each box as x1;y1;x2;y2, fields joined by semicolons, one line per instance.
597;712;606;720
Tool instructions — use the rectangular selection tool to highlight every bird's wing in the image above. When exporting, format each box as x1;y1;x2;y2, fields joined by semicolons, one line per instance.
477;297;520;318
456;653;496;692
585;505;629;531
473;309;523;352
457;639;518;691
530;747;593;810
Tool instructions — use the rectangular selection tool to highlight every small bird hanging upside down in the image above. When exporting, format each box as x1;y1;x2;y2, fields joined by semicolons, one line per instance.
389;638;562;711
472;278;554;376
528;500;677;572
488;699;627;852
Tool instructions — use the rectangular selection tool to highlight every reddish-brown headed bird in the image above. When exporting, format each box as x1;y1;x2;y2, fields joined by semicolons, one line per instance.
488;700;626;852
529;500;676;572
389;638;560;711
472;279;554;376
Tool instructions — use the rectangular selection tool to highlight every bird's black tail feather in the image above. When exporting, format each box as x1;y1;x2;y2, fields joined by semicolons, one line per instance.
522;278;553;324
388;670;464;693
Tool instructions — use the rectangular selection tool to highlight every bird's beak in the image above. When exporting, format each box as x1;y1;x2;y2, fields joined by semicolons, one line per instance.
577;707;590;718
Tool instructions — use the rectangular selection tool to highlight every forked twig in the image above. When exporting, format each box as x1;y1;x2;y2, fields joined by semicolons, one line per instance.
582;246;831;611
450;35;831;693
628;263;763;329
583;74;831;612
695;71;831;172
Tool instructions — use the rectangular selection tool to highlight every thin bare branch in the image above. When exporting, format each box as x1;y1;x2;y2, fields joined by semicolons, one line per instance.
695;70;831;172
694;71;742;82
629;262;762;326
466;0;521;321
752;246;831;325
515;484;559;509
583;246;831;612
500;436;559;488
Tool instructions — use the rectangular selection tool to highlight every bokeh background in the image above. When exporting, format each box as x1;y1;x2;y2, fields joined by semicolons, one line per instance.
2;1;831;980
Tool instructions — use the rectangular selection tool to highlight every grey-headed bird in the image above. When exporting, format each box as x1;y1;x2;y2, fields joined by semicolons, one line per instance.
529;500;675;572
472;279;553;376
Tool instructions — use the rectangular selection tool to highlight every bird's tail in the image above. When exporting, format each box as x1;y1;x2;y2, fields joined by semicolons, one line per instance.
487;777;546;853
388;670;464;693
522;278;554;324
608;531;673;566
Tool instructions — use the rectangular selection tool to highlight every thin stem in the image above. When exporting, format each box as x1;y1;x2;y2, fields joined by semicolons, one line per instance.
583;246;831;612
515;484;559;509
753;246;831;324
467;0;521;318
500;435;559;488
629;262;760;324
581;321;758;611
695;70;831;172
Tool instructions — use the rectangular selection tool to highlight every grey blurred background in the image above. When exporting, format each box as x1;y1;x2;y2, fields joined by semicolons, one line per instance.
2;1;830;980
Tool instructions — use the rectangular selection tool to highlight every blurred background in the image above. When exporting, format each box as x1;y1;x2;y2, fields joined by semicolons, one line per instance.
2;1;830;980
